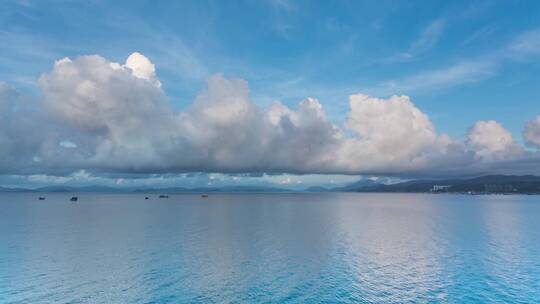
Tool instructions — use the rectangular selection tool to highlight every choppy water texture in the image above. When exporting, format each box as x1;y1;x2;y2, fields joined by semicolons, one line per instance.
1;193;540;303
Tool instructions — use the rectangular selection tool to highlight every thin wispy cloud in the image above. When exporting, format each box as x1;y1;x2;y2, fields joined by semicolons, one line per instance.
266;0;296;12
383;18;446;63
371;28;540;95
410;18;446;53
460;24;498;47
375;59;496;95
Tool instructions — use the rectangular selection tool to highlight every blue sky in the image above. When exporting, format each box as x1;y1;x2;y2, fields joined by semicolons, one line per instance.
2;0;539;137
1;0;540;188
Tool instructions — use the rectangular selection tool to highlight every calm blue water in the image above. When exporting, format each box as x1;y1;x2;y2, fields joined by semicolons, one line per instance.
1;193;540;303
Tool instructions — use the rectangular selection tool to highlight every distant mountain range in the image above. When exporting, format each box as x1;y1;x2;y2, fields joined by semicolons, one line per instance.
306;179;380;192
347;175;540;194
0;185;292;193
132;185;291;193
0;185;119;193
1;175;539;194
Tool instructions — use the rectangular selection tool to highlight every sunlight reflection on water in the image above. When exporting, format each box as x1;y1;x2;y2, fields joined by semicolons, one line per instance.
1;193;539;303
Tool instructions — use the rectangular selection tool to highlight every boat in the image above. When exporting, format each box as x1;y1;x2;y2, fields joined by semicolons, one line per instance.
201;194;208;198
145;197;149;200
38;197;46;200
158;195;168;198
70;196;78;202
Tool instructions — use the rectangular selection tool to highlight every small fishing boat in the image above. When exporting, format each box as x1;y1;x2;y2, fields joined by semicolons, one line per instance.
38;197;46;200
159;195;168;198
201;194;208;198
145;197;149;200
70;196;78;202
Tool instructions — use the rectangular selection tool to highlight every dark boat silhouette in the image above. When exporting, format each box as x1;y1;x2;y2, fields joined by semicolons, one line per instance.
70;196;78;202
38;197;46;200
145;197;149;200
159;195;168;198
201;194;208;198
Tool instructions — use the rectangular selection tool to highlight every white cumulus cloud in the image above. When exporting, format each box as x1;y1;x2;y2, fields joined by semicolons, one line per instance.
0;52;539;177
524;115;540;149
467;120;523;161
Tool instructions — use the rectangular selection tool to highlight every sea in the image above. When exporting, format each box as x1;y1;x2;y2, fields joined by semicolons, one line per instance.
1;193;539;303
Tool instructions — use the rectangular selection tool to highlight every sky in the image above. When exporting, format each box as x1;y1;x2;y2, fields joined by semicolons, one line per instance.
1;0;540;189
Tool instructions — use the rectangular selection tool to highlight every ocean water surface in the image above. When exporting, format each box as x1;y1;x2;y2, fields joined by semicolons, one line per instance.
1;193;540;303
